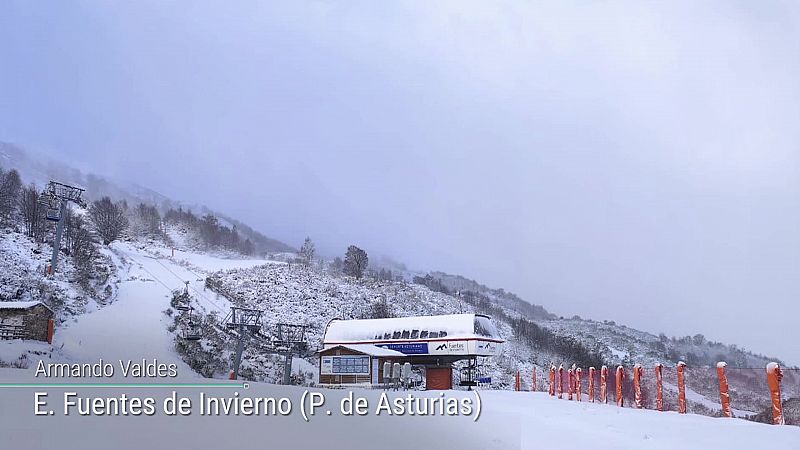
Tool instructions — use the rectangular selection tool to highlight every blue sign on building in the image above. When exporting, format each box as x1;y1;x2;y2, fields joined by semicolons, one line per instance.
378;342;429;355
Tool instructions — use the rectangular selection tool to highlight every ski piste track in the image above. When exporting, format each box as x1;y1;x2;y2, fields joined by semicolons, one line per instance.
54;242;264;374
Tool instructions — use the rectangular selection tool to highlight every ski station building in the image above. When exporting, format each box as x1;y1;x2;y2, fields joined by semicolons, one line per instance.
318;313;503;390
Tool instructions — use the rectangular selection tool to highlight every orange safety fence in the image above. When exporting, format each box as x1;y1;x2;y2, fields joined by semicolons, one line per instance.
521;363;800;425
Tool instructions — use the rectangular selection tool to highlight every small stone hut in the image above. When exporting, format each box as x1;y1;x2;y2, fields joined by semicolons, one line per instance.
0;301;54;342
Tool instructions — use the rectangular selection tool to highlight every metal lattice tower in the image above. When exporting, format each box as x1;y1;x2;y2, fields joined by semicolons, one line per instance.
225;306;264;379
41;181;86;274
271;323;310;385
272;323;309;352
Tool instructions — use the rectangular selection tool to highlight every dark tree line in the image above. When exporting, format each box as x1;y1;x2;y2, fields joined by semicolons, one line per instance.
18;183;47;241
0;167;21;223
129;203;161;237
508;317;605;369
0;166;105;276
2;164;261;268
372;268;396;282
164;207;254;255
413;274;606;369
412;274;451;293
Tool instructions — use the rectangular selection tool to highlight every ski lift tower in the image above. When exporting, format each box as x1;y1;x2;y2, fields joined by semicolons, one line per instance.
225;306;264;380
41;181;86;274
271;323;310;385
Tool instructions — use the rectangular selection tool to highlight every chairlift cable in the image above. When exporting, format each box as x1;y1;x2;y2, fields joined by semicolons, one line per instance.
151;257;225;312
128;253;222;314
146;256;225;313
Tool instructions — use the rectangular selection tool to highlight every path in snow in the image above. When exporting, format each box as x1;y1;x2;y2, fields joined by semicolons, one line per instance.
54;242;269;378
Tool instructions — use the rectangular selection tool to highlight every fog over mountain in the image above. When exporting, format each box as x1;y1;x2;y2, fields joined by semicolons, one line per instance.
1;1;799;365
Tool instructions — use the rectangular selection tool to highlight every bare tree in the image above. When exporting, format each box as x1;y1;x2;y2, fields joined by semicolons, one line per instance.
63;207;95;258
299;237;315;267
129;203;162;237
18;183;45;240
331;256;343;273
0;168;22;222
89;196;128;245
343;245;368;279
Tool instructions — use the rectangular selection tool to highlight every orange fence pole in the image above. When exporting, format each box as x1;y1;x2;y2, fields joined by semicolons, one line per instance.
716;362;732;418
766;362;784;425
558;364;564;399
588;367;596;402
46;319;55;344
600;365;608;404
677;361;687;414
515;370;521;391
633;364;643;409
568;366;575;400
655;363;663;411
549;364;556;396
532;367;537;392
576;367;582;402
615;366;624;407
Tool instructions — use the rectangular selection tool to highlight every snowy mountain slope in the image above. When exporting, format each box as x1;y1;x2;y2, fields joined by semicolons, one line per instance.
202;263;607;387
0;142;294;253
193;262;798;423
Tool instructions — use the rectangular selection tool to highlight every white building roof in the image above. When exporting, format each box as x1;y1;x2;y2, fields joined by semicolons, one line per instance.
323;313;501;343
0;301;50;311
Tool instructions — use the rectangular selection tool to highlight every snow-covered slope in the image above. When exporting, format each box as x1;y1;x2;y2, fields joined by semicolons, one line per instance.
0;227;119;319
0;239;269;373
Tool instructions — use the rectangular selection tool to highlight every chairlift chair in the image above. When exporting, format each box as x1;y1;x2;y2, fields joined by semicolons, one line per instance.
182;309;202;341
182;324;201;341
46;208;61;222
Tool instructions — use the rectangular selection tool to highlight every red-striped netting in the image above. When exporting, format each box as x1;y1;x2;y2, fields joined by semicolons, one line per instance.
533;365;799;425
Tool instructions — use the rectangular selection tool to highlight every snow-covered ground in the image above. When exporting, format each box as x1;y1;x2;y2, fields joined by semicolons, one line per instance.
1;240;271;374
0;366;796;450
1;239;798;447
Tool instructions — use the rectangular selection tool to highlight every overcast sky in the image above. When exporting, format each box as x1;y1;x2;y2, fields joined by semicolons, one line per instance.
1;1;799;364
